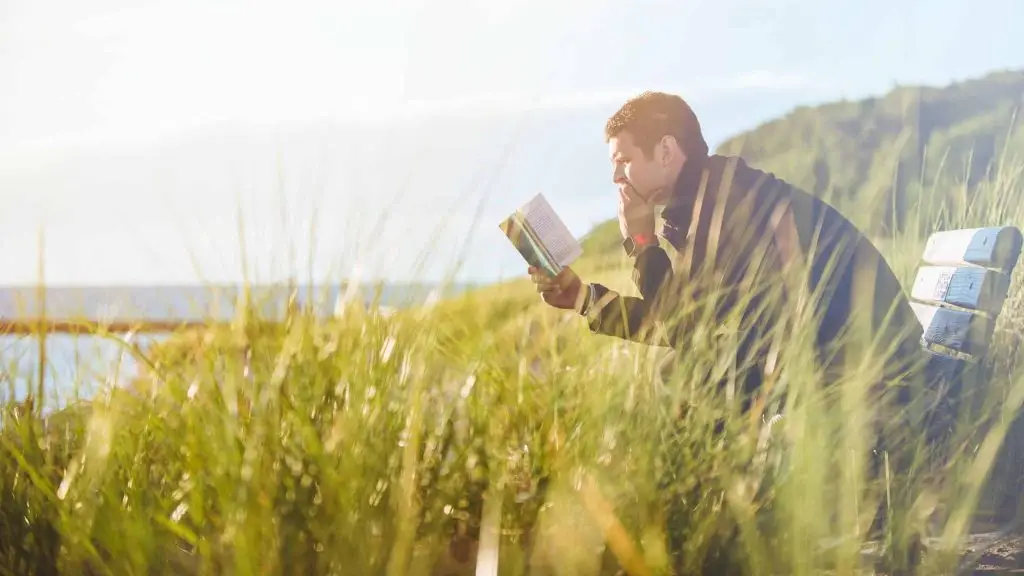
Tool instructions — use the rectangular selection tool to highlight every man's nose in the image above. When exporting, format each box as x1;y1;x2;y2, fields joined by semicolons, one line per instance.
612;165;626;184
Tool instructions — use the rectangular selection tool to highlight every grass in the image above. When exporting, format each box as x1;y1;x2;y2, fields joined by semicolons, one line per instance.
2;155;1024;575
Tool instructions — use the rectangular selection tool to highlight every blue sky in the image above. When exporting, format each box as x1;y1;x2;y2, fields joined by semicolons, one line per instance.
1;0;1022;285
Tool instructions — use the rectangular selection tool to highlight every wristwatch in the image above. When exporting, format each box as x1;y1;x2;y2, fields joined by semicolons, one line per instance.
622;234;658;258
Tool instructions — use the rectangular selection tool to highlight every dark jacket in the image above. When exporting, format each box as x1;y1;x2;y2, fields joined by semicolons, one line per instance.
584;154;925;398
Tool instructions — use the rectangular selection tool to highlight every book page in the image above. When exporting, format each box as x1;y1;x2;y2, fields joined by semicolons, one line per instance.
520;194;583;268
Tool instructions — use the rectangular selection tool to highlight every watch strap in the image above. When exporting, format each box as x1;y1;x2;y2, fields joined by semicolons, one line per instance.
623;234;659;257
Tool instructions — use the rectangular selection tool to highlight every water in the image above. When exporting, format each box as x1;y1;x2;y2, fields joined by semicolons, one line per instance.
0;282;472;410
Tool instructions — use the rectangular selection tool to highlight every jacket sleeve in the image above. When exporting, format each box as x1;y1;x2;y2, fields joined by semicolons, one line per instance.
584;245;675;346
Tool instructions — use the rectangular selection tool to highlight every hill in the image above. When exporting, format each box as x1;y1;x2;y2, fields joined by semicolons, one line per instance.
719;69;1024;235
580;69;1024;259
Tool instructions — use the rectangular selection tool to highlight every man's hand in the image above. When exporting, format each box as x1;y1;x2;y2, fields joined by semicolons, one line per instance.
618;184;656;241
528;266;584;311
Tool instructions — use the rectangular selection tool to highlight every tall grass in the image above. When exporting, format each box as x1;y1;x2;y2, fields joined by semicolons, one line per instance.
2;154;1024;575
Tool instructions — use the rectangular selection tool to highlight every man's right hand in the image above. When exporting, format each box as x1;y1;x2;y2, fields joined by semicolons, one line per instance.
618;183;656;242
528;266;585;311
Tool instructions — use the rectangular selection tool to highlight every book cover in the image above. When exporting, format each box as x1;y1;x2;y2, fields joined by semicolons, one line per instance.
499;193;582;277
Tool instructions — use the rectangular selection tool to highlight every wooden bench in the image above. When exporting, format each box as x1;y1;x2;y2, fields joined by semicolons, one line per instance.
909;226;1023;385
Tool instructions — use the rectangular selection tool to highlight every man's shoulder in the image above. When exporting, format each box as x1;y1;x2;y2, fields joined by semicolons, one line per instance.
709;154;791;191
709;154;868;250
707;154;788;198
708;154;799;212
710;154;841;213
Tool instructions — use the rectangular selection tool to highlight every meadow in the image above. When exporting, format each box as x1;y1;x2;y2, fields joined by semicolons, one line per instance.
2;154;1024;576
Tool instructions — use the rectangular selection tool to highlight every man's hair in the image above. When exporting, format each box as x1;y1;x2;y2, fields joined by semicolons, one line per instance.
604;91;709;159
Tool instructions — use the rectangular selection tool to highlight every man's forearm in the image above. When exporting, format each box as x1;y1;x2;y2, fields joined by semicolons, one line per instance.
632;244;672;300
581;284;665;344
578;246;674;346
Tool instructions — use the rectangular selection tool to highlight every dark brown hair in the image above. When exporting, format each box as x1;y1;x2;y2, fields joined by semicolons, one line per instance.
604;91;709;159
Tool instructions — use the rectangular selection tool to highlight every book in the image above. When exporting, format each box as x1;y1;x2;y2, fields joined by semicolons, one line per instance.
499;193;583;278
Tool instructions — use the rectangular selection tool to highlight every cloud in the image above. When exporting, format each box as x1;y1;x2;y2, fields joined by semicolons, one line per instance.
1;63;818;155
380;70;818;118
721;70;817;91
376;90;651;117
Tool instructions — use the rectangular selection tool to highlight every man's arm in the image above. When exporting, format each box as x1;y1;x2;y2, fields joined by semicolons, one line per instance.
578;244;674;346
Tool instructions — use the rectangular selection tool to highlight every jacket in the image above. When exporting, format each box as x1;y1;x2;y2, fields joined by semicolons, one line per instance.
583;154;926;389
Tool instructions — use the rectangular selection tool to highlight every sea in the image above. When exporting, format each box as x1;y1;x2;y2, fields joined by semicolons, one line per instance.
0;282;474;411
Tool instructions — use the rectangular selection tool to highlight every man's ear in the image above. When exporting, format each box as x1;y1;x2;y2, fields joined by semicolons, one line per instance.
658;135;679;167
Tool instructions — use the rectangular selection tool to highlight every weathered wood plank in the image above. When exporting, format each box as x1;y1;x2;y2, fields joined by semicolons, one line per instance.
911;302;994;356
0;319;218;335
911;266;1012;313
921;227;1023;272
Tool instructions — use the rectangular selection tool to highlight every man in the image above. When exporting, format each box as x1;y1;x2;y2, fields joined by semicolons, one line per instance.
530;90;927;414
530;90;933;571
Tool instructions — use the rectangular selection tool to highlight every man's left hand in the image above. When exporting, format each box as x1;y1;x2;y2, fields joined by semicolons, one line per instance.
618;184;656;241
528;266;584;311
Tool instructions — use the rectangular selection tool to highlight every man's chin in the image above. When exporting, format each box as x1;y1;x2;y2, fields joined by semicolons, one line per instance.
648;189;669;205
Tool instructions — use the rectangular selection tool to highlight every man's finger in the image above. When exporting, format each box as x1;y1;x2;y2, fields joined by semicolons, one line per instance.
537;279;558;291
621;184;654;207
620;183;644;202
538;276;560;289
621;202;654;224
535;270;567;284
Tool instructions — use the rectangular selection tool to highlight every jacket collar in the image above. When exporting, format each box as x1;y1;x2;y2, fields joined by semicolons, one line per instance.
659;154;711;246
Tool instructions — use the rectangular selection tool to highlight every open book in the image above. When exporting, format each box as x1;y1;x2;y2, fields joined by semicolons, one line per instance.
499;193;583;278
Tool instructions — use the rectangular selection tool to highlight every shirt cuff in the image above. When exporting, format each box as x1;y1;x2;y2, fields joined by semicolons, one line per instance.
575;283;594;316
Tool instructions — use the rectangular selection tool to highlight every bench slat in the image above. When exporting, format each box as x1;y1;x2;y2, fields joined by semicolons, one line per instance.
911;302;994;356
921;227;1023;272
911;266;1012;314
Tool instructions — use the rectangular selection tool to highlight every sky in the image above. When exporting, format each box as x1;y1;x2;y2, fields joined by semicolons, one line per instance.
1;0;1024;286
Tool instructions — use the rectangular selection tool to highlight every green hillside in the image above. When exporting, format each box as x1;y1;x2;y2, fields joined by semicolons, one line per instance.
720;69;1024;236
581;69;1024;257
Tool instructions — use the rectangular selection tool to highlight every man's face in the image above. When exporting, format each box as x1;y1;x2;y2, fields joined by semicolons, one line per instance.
608;131;670;204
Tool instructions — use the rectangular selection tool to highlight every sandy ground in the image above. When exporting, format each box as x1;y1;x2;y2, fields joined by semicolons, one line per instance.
963;532;1024;573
